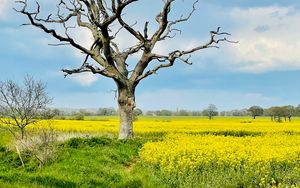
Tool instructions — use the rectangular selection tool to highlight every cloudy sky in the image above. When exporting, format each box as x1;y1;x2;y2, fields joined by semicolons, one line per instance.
0;0;300;111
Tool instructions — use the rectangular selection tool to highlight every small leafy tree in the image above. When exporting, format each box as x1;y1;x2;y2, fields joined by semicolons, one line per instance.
203;104;218;120
160;109;173;116
133;108;143;116
267;106;295;122
248;106;264;119
295;104;300;117
282;105;295;122
73;112;85;120
268;106;285;122
0;76;52;139
133;108;143;121
97;107;116;116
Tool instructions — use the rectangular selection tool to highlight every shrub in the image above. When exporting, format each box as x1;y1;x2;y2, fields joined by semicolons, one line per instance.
73;113;84;120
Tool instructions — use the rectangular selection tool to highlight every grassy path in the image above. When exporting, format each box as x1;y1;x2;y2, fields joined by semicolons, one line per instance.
0;133;164;188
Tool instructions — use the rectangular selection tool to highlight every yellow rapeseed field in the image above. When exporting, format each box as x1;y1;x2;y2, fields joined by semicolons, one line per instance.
31;116;300;186
140;133;300;172
46;116;300;168
41;116;300;134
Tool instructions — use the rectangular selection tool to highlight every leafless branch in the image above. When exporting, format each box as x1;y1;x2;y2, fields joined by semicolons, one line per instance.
48;43;70;46
16;0;236;89
144;21;149;39
160;0;199;41
62;63;106;77
117;15;144;42
0;76;52;139
14;0;92;56
112;20;137;39
136;27;237;82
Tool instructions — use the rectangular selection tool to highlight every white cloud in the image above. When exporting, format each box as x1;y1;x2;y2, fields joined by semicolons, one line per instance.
224;6;300;73
0;0;9;19
71;73;99;86
71;28;94;57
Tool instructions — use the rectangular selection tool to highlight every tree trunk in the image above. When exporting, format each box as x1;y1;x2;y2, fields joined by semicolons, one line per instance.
21;127;25;139
117;86;136;139
278;116;281;122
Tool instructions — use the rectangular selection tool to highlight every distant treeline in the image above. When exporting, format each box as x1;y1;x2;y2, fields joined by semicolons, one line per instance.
48;104;300;121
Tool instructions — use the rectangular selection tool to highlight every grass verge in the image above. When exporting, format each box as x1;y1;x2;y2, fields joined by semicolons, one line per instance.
0;131;164;188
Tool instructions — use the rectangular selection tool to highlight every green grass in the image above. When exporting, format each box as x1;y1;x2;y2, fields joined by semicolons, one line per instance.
0;130;164;188
144;162;300;188
0;128;12;145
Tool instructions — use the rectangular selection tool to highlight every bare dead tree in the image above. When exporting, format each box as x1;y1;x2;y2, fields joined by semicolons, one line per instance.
15;0;236;139
0;75;52;139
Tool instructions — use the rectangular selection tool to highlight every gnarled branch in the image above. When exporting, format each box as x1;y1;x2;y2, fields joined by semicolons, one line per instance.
136;27;238;82
16;0;236;87
159;0;199;41
15;0;92;56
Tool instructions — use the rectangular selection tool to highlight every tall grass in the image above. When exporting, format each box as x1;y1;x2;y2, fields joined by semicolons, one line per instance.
0;131;163;188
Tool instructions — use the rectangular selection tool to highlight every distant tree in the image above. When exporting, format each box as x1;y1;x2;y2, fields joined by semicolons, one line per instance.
248;106;264;119
282;105;295;122
133;108;143;121
41;108;56;120
97;107;116;116
229;109;248;116
73;112;85;120
266;106;295;122
160;110;173;116
177;109;190;116
219;111;226;116
79;109;94;116
203;104;218;119
97;108;107;116
191;111;202;116
52;108;61;117
41;108;61;119
154;110;162;116
268;106;285;122
0;76;52;139
145;111;155;116
133;108;143;116
108;107;117;116
264;108;274;121
295;104;300;117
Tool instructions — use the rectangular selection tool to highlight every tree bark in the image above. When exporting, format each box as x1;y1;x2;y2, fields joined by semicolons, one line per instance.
117;86;136;139
21;127;25;139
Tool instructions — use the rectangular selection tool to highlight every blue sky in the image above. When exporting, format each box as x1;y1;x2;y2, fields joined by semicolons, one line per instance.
0;0;300;111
